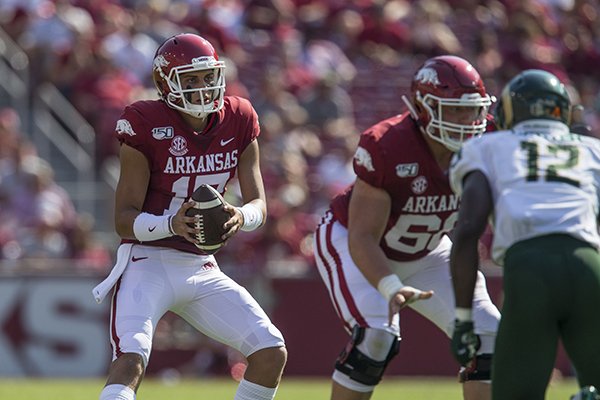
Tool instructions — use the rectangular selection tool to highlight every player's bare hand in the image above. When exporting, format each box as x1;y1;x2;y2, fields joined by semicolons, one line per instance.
172;200;202;244
222;203;243;241
388;287;434;325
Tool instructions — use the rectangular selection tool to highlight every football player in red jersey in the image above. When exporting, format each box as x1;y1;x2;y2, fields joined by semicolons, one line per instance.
313;55;500;400
93;33;286;400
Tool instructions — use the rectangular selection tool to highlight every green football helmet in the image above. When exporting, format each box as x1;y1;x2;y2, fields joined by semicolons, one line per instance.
494;69;571;130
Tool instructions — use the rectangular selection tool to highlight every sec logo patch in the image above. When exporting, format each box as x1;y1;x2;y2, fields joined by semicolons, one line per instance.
411;176;428;194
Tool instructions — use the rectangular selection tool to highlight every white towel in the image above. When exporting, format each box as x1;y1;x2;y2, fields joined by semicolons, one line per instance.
92;243;133;304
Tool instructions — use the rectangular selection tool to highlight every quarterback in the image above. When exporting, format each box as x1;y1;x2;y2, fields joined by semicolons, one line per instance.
450;69;600;399
313;55;500;400
93;33;286;400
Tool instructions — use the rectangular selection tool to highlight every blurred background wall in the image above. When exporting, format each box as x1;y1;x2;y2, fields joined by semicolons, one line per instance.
0;272;572;378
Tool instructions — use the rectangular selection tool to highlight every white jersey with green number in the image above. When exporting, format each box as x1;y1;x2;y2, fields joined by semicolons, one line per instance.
450;120;600;265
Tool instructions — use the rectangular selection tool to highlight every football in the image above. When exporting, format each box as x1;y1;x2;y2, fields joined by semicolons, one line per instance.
185;184;230;254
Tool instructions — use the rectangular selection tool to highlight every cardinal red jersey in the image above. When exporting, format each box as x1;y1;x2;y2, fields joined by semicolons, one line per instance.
114;96;259;255
330;111;458;262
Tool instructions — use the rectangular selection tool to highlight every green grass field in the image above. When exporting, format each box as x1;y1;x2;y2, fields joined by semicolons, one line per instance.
0;377;580;399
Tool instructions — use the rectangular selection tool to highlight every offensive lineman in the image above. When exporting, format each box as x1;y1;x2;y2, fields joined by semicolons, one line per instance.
93;33;287;400
450;69;600;399
313;55;501;400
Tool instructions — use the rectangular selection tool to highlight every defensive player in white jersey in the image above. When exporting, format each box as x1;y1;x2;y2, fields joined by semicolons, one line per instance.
449;69;600;400
313;55;501;400
93;33;287;400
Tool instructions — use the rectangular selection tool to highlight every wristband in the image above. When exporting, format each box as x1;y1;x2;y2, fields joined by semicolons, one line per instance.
133;212;175;242
455;307;473;322
377;274;404;302
238;203;263;231
167;214;175;235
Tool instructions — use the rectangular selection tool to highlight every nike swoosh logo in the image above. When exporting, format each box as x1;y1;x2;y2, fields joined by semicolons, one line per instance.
220;137;234;146
148;226;156;232
131;256;148;262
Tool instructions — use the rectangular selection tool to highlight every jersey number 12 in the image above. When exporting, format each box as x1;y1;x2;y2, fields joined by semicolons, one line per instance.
520;141;580;187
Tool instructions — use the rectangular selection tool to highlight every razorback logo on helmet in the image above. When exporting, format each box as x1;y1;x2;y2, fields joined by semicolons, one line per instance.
153;55;169;72
354;146;375;172
116;119;136;136
415;67;441;86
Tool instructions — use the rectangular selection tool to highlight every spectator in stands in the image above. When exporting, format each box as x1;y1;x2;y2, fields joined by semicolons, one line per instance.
0;108;37;260
243;0;295;32
99;12;159;84
302;26;357;87
357;1;411;55
407;0;462;57
128;1;182;46
183;5;247;66
8;156;77;261
560;13;600;81
499;6;566;80
0;1;33;42
222;56;251;99
0;107;29;172
473;28;503;82
18;0;94;89
277;26;317;95
70;49;142;167
300;75;354;134
326;8;364;59
252;66;308;137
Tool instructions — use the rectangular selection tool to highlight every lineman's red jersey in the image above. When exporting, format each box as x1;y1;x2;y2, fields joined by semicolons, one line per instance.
330;111;459;262
114;96;259;255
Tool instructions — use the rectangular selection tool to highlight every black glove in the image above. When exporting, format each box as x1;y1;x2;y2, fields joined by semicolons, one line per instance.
451;320;480;366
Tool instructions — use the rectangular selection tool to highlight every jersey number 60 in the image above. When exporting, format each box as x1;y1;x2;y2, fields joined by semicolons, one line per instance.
384;212;458;254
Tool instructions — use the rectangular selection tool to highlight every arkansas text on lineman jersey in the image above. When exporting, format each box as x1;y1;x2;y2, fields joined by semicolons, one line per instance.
114;96;259;255
330;111;458;262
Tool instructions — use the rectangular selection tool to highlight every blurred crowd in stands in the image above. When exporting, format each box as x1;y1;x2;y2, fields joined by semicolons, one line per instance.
0;106;112;270
0;0;599;276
